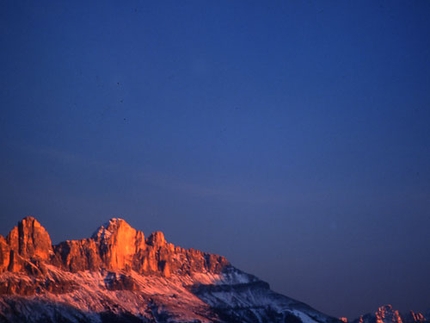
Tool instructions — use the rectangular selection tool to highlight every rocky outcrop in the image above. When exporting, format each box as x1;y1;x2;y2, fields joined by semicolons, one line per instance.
0;235;10;273
376;305;403;323
52;238;102;272
6;216;53;261
0;217;53;273
403;311;427;323
0;216;229;278
352;305;430;323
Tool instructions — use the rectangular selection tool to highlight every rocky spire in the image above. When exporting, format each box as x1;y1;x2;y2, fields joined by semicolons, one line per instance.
0;235;10;273
2;216;53;272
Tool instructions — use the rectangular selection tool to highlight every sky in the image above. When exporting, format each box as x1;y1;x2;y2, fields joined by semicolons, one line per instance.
1;0;430;319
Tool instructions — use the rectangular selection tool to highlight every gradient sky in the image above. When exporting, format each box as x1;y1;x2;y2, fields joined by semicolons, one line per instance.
1;1;430;319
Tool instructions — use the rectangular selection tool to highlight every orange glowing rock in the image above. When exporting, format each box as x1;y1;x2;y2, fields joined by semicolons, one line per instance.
0;216;229;279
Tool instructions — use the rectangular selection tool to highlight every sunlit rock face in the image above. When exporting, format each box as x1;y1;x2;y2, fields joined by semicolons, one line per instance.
87;218;229;277
92;218;146;270
7;216;53;261
0;235;10;272
0;217;53;273
352;305;429;323
0;217;230;278
53;238;102;272
0;216;344;323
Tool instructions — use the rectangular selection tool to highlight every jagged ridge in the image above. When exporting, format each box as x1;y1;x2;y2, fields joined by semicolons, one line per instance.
350;305;429;323
0;216;228;279
0;216;341;323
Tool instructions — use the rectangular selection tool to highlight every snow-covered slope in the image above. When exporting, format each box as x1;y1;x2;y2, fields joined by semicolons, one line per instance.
0;217;342;323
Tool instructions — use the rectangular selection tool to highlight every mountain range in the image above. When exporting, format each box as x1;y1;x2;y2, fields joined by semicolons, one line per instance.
0;216;428;323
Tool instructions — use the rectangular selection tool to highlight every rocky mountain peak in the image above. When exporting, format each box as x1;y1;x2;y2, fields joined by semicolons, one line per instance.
91;218;146;270
7;216;422;323
92;218;132;240
375;305;402;323
1;216;230;279
8;216;52;257
351;305;428;323
1;216;53;272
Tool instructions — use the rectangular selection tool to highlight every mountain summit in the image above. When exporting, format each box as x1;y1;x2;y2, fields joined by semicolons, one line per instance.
350;305;428;323
0;217;337;322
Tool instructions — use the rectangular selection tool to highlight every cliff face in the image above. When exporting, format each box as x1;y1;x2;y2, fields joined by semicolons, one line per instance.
92;218;147;271
89;218;228;276
0;216;53;273
0;216;228;279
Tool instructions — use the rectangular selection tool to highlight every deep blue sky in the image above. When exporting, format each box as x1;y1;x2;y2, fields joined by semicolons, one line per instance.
1;1;429;319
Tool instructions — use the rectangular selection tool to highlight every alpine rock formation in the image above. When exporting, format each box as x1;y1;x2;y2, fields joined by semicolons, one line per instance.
0;216;344;323
350;305;429;323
